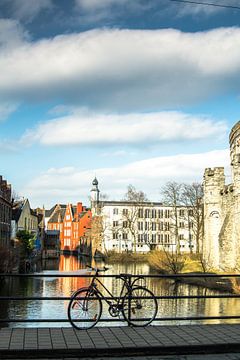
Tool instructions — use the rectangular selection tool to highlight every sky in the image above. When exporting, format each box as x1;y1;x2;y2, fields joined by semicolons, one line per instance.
0;0;240;208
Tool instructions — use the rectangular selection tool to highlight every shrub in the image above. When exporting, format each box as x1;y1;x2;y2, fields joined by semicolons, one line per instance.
147;250;186;274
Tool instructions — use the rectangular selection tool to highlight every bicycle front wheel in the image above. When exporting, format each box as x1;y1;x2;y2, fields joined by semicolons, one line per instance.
68;287;102;330
122;286;158;327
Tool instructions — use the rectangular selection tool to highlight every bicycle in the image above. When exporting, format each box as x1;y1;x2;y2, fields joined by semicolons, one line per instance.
67;266;158;330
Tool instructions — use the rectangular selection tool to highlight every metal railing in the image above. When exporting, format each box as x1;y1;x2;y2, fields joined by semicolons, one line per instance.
0;272;240;326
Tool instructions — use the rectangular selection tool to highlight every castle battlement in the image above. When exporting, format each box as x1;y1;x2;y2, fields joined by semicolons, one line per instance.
203;120;240;271
220;184;234;195
204;167;225;176
229;120;240;146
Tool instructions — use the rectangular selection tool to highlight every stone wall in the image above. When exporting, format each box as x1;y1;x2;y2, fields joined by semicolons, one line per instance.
203;120;240;271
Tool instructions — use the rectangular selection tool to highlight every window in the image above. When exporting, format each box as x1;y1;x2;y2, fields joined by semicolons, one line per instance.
179;209;185;216
113;221;118;227
138;233;144;242
152;222;156;231
164;234;169;242
165;209;170;218
144;233;149;241
179;234;184;240
145;209;150;218
152;209;157;218
179;222;184;228
122;233;128;240
145;222;149;231
113;208;118;215
113;232;118;239
158;209;163;218
123;221;128;228
189;222;193;229
158;234;164;243
66;215;70;220
138;221;143;231
165;222;170;231
188;209;193;216
152;234;156;242
159;222;164;231
123;208;128;215
138;208;143;218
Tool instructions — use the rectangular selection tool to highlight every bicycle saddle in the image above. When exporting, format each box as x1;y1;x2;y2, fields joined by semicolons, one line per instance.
86;265;109;272
116;273;132;278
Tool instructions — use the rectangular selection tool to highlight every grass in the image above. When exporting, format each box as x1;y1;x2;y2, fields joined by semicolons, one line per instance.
105;250;148;263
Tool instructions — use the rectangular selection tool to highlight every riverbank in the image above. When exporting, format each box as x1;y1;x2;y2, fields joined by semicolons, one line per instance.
105;250;148;263
105;250;239;293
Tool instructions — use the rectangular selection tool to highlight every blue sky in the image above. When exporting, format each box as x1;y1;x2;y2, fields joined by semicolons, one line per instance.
0;0;240;208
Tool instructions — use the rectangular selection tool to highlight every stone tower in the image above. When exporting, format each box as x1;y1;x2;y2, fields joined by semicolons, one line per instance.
90;177;100;215
203;167;225;269
203;121;240;271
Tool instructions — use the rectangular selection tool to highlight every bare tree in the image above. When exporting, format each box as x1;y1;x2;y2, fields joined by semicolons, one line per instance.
161;182;183;254
181;183;203;254
121;185;149;253
85;214;111;256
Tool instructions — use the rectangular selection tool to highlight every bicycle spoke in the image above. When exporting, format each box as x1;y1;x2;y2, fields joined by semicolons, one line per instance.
68;288;102;330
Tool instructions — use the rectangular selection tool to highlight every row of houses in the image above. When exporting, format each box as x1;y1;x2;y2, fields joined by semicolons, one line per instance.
1;174;200;259
0;176;92;258
45;202;91;255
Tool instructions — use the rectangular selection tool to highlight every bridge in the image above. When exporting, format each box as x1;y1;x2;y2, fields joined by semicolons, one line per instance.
1;324;240;358
1;272;240;359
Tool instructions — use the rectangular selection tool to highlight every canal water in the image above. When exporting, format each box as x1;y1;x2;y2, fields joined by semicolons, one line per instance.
1;255;240;328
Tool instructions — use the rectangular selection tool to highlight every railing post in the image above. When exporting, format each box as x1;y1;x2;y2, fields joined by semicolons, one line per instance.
127;275;132;327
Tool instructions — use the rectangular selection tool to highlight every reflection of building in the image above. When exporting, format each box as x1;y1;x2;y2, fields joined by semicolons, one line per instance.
58;255;89;296
0;176;12;247
91;179;196;254
47;202;91;252
203;121;240;271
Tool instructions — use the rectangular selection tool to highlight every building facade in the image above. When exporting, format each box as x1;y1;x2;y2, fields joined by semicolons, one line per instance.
90;180;196;254
0;176;12;247
47;202;91;252
11;199;39;239
203;121;240;271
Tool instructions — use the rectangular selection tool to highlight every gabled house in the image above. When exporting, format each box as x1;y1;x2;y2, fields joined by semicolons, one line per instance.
47;202;91;253
11;199;39;239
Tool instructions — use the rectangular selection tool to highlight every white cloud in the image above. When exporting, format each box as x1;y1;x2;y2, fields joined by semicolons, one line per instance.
1;27;240;110
21;110;227;147
0;19;29;48
76;0;124;11
74;0;149;23
1;0;53;22
175;0;240;17
0;102;19;122
23;149;230;207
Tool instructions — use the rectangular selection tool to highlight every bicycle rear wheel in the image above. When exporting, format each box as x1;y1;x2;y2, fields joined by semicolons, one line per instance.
68;287;102;330
122;286;158;326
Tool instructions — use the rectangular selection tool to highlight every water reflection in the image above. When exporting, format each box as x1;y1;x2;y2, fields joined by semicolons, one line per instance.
0;255;240;328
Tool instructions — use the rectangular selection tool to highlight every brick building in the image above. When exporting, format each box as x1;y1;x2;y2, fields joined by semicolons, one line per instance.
47;202;91;252
0;176;12;247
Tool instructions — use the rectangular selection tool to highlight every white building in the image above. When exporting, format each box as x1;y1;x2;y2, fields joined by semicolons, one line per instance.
90;179;196;254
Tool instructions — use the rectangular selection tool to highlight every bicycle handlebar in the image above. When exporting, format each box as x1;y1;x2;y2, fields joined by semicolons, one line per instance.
86;265;109;273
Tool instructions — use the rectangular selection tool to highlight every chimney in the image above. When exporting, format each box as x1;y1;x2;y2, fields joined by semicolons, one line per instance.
77;202;83;214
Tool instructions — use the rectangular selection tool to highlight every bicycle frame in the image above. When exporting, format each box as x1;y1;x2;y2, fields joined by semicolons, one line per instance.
89;274;132;309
